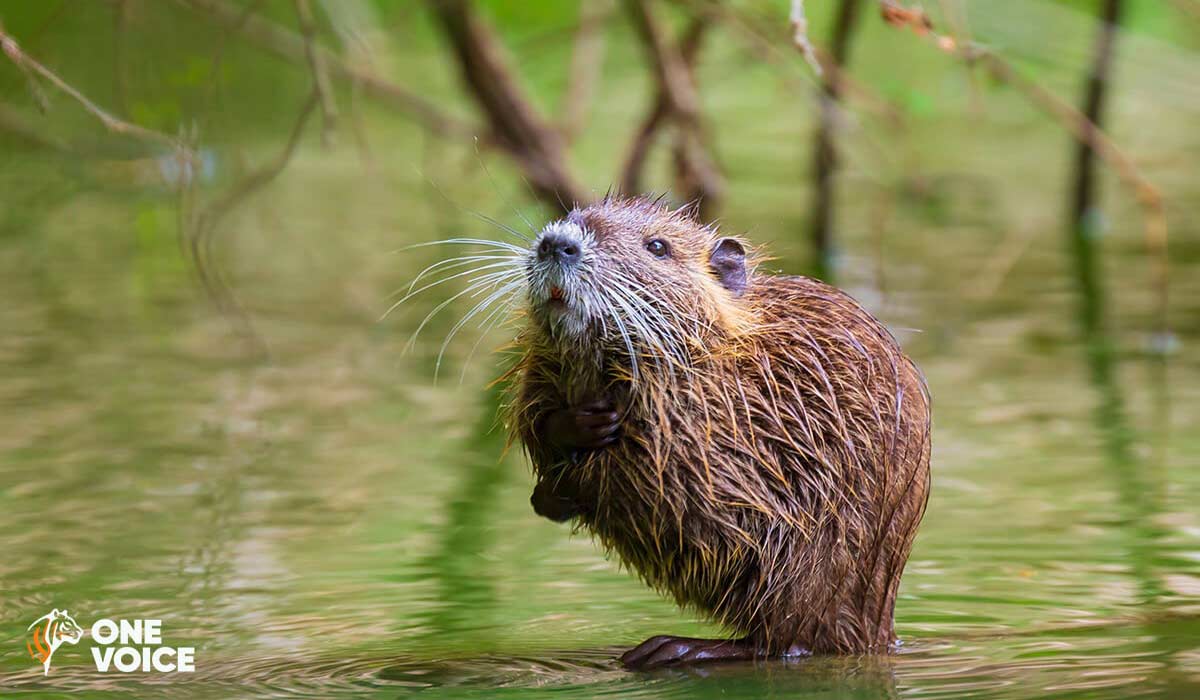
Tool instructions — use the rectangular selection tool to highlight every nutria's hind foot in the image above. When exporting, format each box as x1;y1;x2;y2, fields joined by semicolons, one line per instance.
620;636;814;669
620;636;748;669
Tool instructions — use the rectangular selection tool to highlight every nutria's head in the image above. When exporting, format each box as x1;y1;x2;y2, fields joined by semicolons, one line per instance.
524;198;755;369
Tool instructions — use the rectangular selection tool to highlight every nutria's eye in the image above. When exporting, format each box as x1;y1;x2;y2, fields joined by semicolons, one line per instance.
645;239;670;259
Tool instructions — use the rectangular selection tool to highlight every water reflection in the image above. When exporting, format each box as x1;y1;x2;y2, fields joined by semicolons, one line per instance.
415;382;512;641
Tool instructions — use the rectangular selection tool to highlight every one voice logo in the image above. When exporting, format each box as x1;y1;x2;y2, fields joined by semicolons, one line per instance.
26;609;83;676
25;609;195;675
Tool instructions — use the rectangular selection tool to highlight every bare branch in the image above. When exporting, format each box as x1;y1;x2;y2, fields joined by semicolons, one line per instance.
789;0;823;75
0;22;185;152
621;3;722;218
184;91;321;356
561;0;613;141
624;0;700;122
620;16;708;195
810;0;865;280
173;0;477;140
695;0;903;126
293;0;339;147
425;0;587;211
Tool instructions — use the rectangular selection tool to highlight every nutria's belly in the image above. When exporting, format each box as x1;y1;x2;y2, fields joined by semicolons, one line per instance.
582;488;765;619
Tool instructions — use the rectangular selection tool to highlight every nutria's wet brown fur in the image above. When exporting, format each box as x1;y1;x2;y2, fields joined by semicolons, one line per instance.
505;197;930;664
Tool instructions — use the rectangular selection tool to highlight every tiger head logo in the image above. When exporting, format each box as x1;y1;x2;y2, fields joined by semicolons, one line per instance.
27;609;84;675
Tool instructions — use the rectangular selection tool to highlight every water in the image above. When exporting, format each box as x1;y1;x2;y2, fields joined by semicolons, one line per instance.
2;1;1200;697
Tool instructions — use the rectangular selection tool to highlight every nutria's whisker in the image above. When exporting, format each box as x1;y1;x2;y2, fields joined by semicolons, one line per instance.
382;260;524;321
459;297;521;385
602;269;690;369
601;294;640;383
463;209;534;243
401;238;528;255
603;286;674;372
435;278;523;379
401;253;524;298
401;268;523;350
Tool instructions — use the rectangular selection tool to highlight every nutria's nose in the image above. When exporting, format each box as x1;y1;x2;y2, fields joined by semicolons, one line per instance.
537;233;581;265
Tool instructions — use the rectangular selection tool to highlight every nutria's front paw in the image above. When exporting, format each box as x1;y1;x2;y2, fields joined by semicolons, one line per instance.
544;399;619;450
530;477;583;522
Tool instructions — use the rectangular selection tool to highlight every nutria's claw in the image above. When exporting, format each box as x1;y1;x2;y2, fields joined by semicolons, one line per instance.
544;401;620;450
620;636;759;670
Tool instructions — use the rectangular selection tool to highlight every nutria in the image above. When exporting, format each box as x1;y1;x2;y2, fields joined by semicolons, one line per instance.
498;196;930;669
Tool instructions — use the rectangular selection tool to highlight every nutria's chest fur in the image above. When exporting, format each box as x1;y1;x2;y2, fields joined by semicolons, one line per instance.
512;272;930;655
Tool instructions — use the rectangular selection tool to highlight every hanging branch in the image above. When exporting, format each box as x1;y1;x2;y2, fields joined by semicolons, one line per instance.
173;0;476;140
425;0;587;212
622;1;723;220
619;15;708;196
183;91;321;356
810;0;864;280
877;0;1169;333
0;22;186;153
561;0;614;141
293;0;339;147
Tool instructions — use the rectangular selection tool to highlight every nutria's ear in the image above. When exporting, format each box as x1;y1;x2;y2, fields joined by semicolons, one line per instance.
710;238;747;296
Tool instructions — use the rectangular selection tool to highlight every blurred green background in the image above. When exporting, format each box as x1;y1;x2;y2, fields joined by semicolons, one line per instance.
1;0;1198;698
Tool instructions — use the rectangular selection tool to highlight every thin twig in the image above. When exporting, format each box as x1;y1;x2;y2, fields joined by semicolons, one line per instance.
172;0;476;140
695;0;903;126
184;90;321;356
198;0;267;133
561;0;613;141
789;0;823;75
293;0;339;147
0;22;184;152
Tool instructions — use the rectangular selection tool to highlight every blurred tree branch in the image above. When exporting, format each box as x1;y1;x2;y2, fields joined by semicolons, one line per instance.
292;0;339;147
173;0;477;140
560;0;613;141
182;90;321;357
0;20;186;152
789;0;822;75
623;1;722;220
425;0;587;212
809;0;863;280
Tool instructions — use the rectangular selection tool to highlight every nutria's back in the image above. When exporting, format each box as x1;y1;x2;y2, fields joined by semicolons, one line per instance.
508;197;930;655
